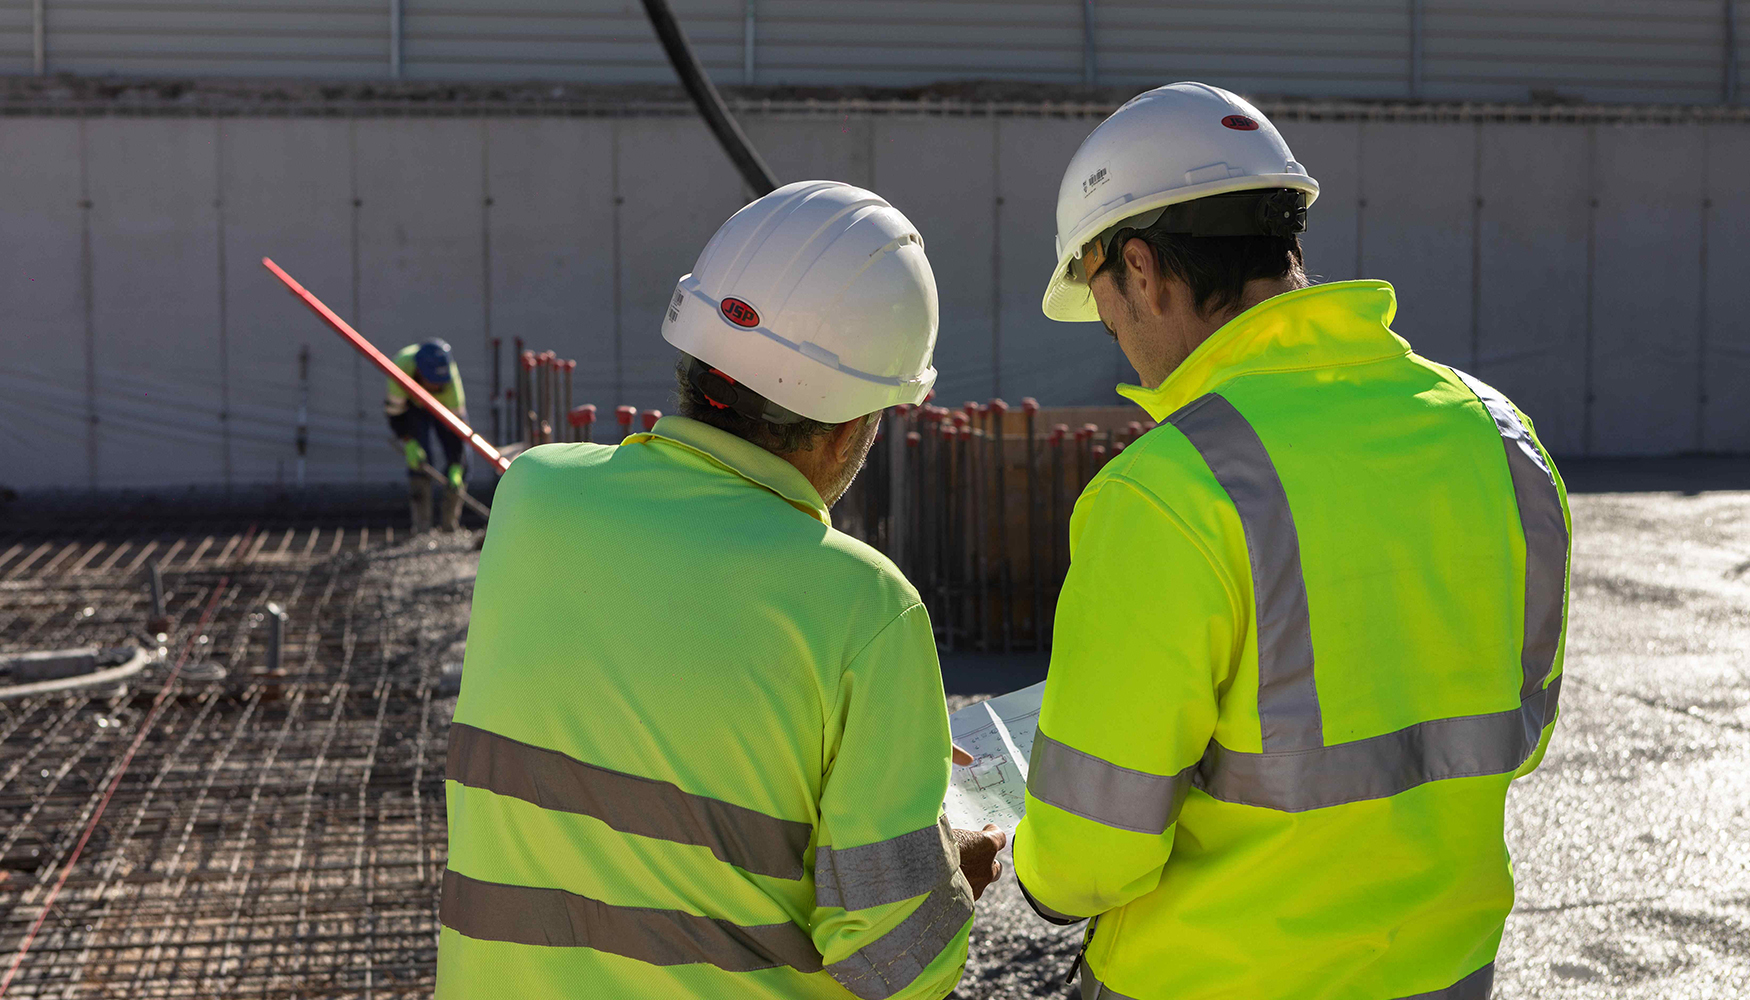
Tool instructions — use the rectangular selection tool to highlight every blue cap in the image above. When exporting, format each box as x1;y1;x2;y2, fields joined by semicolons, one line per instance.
414;340;453;384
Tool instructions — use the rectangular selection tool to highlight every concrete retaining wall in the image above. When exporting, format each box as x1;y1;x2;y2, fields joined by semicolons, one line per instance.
3;110;1747;489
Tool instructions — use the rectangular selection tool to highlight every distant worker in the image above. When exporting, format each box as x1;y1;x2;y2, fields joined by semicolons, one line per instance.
1013;83;1570;999
437;180;1004;999
386;339;468;532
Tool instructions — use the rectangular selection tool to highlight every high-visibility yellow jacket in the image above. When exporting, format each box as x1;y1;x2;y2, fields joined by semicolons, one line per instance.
437;415;972;1000
385;342;465;418
1014;281;1569;1000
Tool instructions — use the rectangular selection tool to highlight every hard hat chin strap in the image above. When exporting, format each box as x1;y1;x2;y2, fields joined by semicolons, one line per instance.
685;357;808;426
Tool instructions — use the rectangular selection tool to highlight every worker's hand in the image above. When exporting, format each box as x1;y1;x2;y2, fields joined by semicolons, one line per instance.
403;439;428;471
953;824;1007;901
952;744;973;766
446;463;464;491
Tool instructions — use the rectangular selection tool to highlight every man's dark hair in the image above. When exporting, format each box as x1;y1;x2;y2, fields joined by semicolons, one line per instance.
1100;228;1307;319
673;354;837;454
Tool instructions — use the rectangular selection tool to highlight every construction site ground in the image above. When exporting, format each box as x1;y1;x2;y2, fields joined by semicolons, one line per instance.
0;459;1746;997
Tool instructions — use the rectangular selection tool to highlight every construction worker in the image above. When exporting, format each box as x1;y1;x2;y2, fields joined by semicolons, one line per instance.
1013;83;1570;999
437;180;1004;999
386;339;467;532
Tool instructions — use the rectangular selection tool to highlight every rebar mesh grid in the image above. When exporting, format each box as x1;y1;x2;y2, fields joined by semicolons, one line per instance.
0;505;450;998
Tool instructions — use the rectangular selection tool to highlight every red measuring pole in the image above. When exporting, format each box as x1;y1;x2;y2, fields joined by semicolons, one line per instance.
261;257;512;475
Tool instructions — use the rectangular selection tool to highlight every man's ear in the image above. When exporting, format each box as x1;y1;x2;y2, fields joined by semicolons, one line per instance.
1121;237;1167;318
830;414;869;461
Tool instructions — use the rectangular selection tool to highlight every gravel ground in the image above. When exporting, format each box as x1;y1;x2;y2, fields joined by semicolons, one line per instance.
378;477;1750;999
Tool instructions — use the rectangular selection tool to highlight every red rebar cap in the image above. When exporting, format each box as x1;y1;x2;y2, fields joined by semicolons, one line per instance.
1049;427;1065;444
1128;421;1144;436
963;401;979;417
564;359;577;373
568;404;597;427
952;412;969;427
1082;422;1100;434
1053;422;1070;436
520;351;537;369
990;399;1008;414
1021;397;1040;413
1092;445;1107;457
616;405;637;423
640;409;662;430
925;390;936;402
895;404;913;416
906;430;921;446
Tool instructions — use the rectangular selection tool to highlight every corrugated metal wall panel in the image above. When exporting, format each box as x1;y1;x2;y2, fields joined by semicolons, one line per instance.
5;0;1741;106
1094;1;1413;99
753;1;1082;86
0;5;34;76
1424;0;1732;103
405;0;741;82
44;0;389;78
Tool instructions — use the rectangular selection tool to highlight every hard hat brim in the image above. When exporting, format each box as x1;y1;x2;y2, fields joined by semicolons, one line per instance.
663;277;936;424
1041;173;1321;324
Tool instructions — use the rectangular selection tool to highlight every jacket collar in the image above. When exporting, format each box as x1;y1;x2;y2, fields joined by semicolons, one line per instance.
1116;280;1410;421
627;415;831;525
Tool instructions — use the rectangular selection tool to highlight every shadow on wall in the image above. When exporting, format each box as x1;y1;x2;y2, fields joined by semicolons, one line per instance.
1557;456;1750;495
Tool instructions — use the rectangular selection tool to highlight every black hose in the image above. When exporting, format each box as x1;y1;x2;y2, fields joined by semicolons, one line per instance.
639;0;780;197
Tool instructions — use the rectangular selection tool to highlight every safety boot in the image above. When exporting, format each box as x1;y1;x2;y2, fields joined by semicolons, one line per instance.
409;475;433;533
440;486;464;532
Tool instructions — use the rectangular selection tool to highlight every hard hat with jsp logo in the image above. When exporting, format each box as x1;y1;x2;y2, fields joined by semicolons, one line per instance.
1042;82;1321;323
662;180;939;424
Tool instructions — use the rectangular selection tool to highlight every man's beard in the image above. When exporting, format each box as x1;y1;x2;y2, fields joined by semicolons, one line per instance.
820;414;881;508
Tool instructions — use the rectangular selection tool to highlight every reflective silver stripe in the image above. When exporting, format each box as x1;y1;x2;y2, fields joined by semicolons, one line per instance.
446;723;810;880
1196;675;1561;812
825;876;974;999
815;815;957;910
1395;961;1496;999
1168;393;1322;751
1451;369;1570;700
1028;731;1195;835
439;868;824;973
1077;959;1141;1000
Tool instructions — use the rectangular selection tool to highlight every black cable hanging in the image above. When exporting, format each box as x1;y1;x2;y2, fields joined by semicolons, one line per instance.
639;0;780;198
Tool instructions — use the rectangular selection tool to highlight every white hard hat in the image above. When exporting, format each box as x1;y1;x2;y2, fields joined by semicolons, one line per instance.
1042;82;1320;323
661;180;939;424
